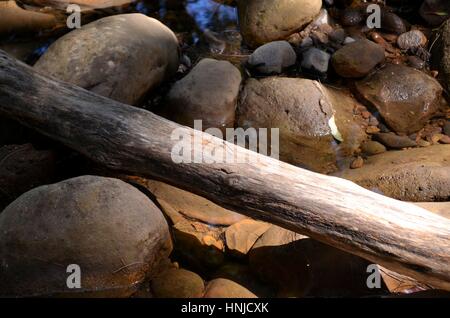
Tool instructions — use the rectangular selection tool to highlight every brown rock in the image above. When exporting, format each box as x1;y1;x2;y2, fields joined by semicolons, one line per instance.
141;179;246;226
204;278;257;298
334;145;450;202
332;39;385;78
0;1;56;36
374;133;417;149
172;220;225;271
225;219;271;257
355;64;443;134
0;176;172;297
361;140;386;155
350;156;364;169
151;268;205;298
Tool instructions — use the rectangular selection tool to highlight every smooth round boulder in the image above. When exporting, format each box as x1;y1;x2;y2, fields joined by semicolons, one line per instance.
34;14;179;105
0;176;172;297
166;58;242;132
238;0;322;48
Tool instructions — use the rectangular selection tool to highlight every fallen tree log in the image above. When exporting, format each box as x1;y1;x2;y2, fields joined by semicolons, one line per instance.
0;50;449;290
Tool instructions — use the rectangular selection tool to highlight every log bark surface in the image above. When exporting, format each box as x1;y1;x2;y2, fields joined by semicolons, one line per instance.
0;51;449;290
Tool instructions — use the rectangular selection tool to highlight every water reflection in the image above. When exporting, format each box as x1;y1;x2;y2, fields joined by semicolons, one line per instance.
0;0;238;62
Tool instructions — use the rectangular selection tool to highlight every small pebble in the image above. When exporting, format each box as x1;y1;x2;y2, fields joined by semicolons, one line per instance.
350;156;364;169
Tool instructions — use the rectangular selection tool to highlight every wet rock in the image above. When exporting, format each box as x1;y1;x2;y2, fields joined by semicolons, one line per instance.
35;14;179;105
172;220;225;271
374;133;417;149
237;77;367;173
0;1;57;36
301;47;331;75
331;39;385;78
204;278;257;298
397;30;427;51
225;219;271;257
0;144;56;211
354;64;443;134
237;0;322;48
0;176;172;297
247;41;296;74
166;58;241;131
361;140;386;156
334;145;450;202
249;225;374;297
381;11;408;35
141;179;246;226
439;134;450;144
151;268;205;298
420;0;450;27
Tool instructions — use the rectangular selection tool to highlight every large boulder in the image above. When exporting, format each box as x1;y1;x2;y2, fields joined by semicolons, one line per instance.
237;77;367;173
166;58;242;132
0;176;172;297
354;64;443;134
238;0;322;48
334;145;450;202
34;14;179;105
